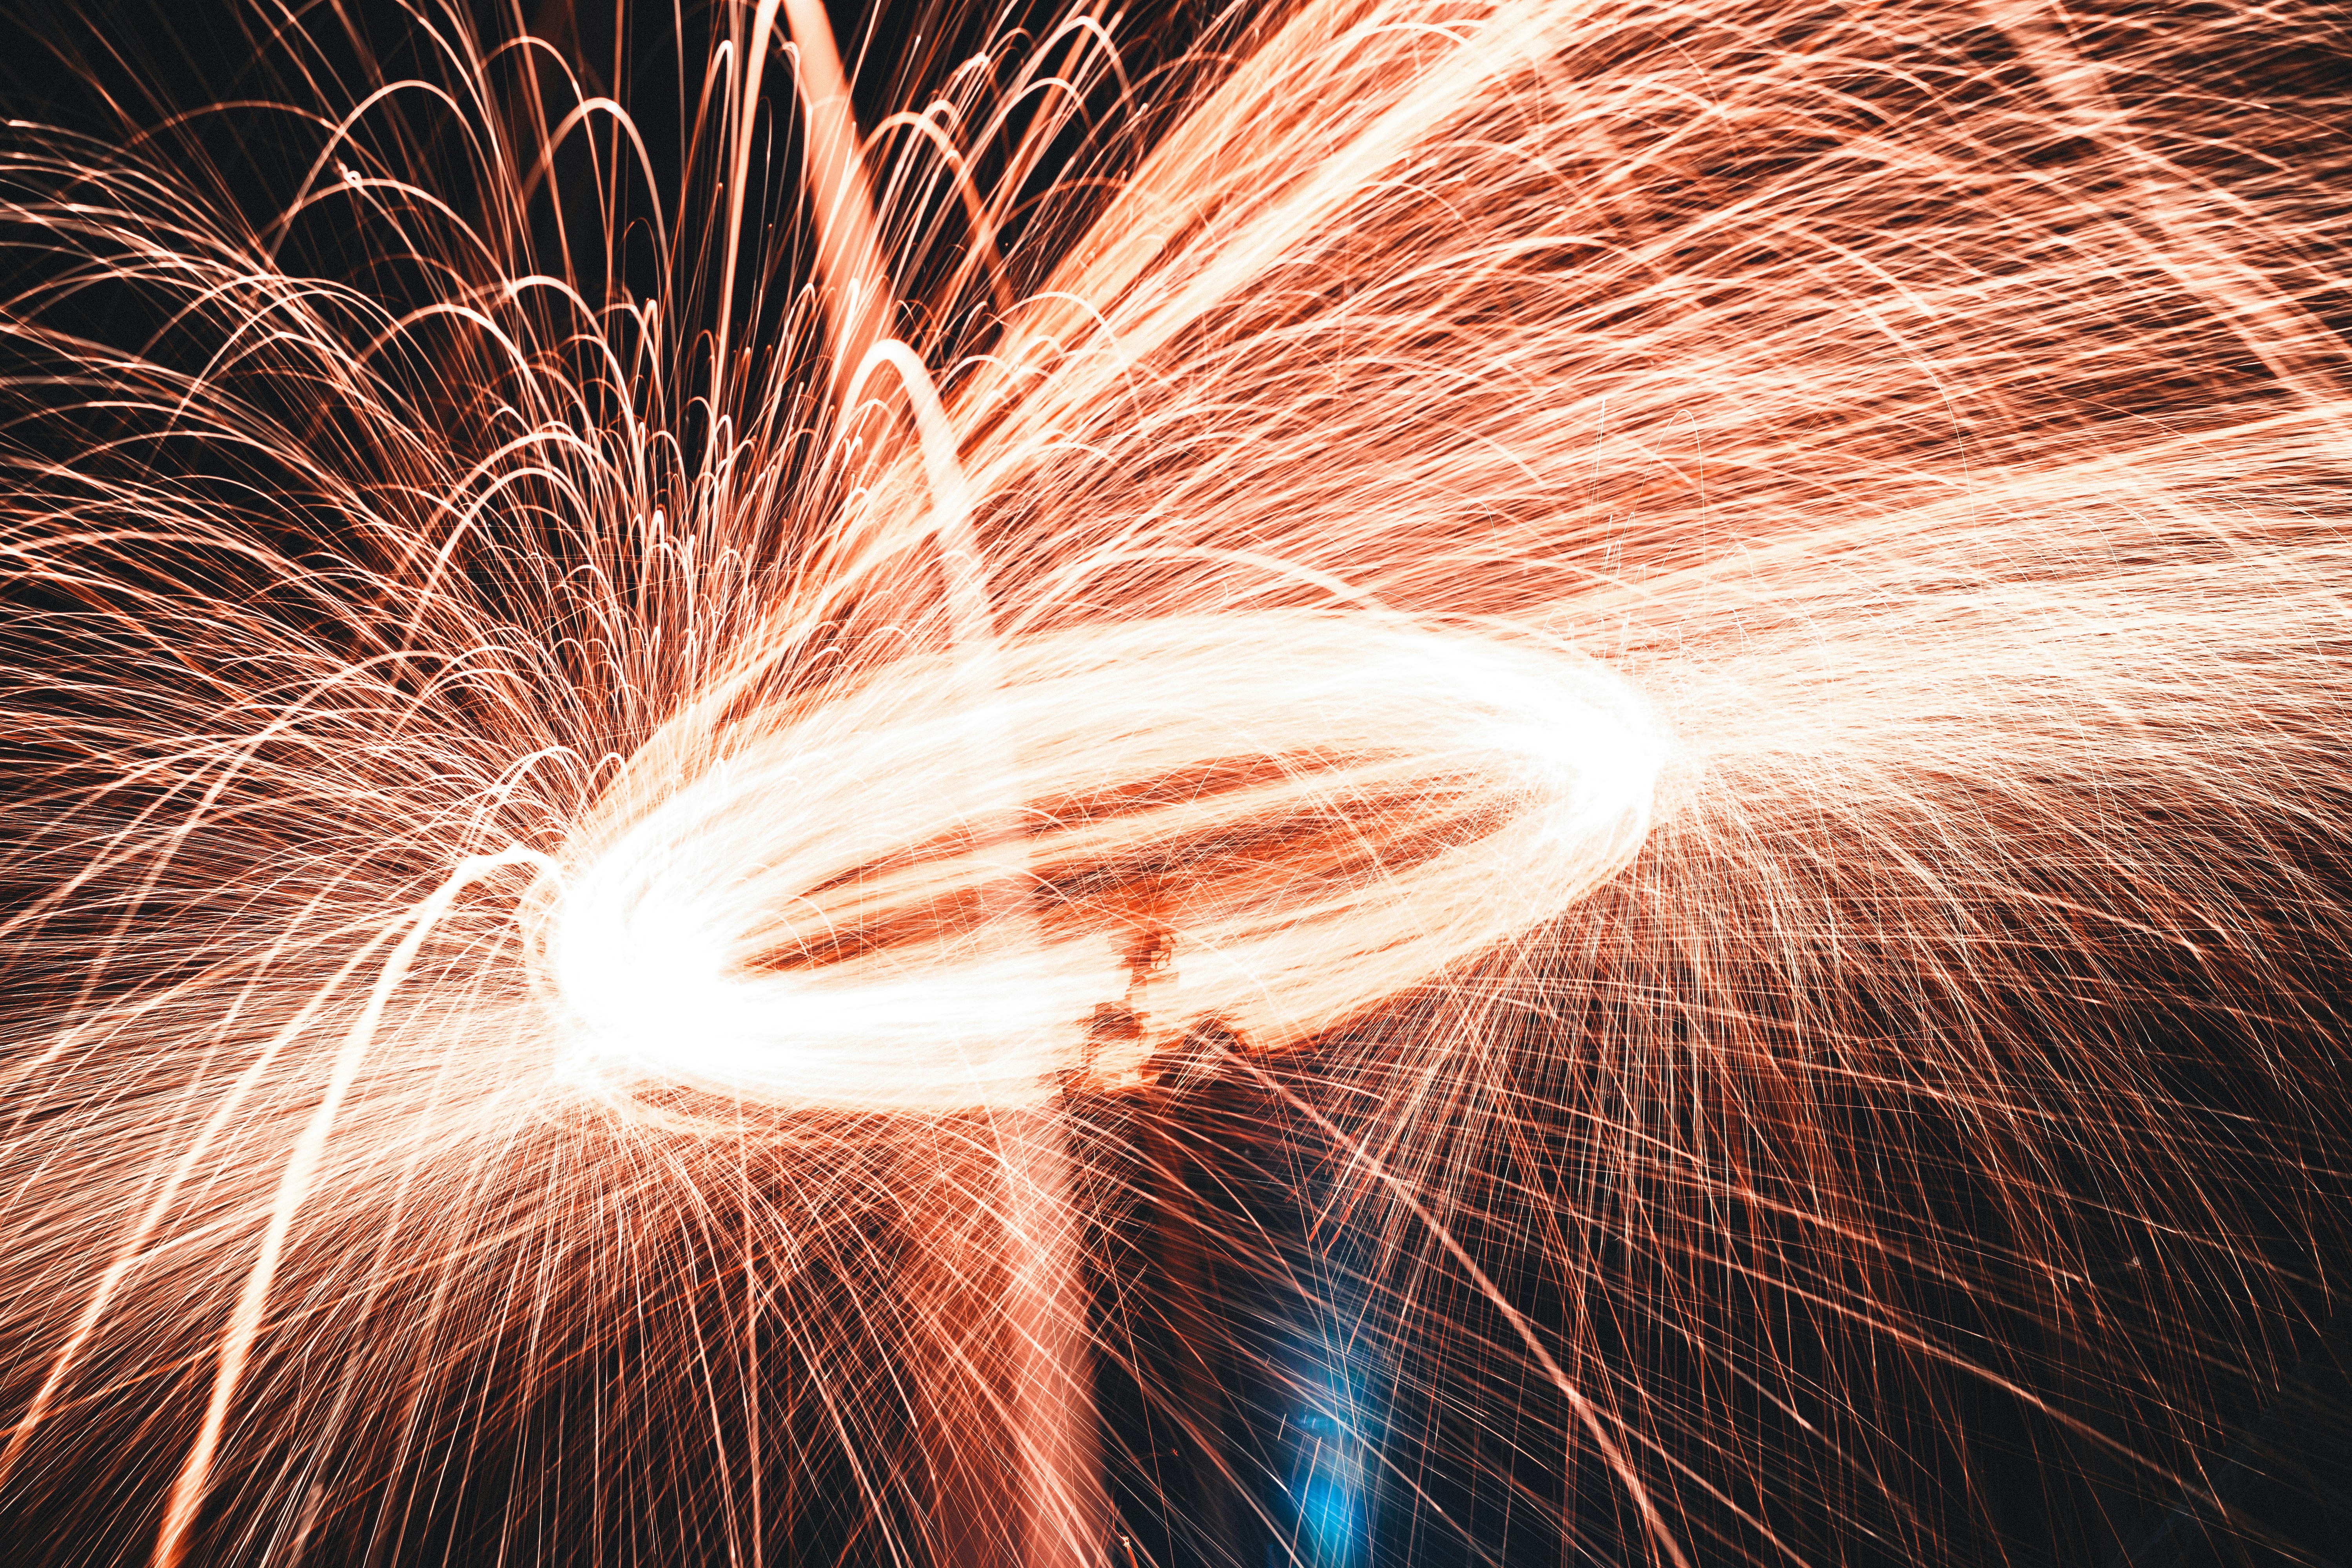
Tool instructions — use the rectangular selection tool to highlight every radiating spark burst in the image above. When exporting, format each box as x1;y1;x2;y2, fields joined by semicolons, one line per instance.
0;0;2347;1564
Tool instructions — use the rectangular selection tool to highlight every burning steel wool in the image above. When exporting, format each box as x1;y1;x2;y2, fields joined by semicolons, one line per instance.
0;0;2348;1564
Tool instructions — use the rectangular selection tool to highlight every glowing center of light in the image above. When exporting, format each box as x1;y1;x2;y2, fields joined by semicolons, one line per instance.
533;613;1667;1116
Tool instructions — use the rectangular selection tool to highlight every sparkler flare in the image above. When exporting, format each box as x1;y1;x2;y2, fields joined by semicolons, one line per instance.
0;0;2347;1564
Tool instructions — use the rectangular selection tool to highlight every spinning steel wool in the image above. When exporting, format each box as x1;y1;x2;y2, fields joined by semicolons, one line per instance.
0;0;2347;1564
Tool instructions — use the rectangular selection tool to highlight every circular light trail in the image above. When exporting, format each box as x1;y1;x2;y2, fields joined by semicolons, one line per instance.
540;613;1666;1115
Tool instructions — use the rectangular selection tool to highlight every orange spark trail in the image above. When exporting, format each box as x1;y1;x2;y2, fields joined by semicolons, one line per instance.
0;2;2348;1566
155;848;551;1568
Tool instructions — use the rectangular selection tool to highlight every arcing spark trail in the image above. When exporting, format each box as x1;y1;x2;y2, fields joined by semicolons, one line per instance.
1;0;2349;1564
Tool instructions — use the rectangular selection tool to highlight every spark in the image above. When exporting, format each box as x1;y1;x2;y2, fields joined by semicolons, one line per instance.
0;0;2347;1565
